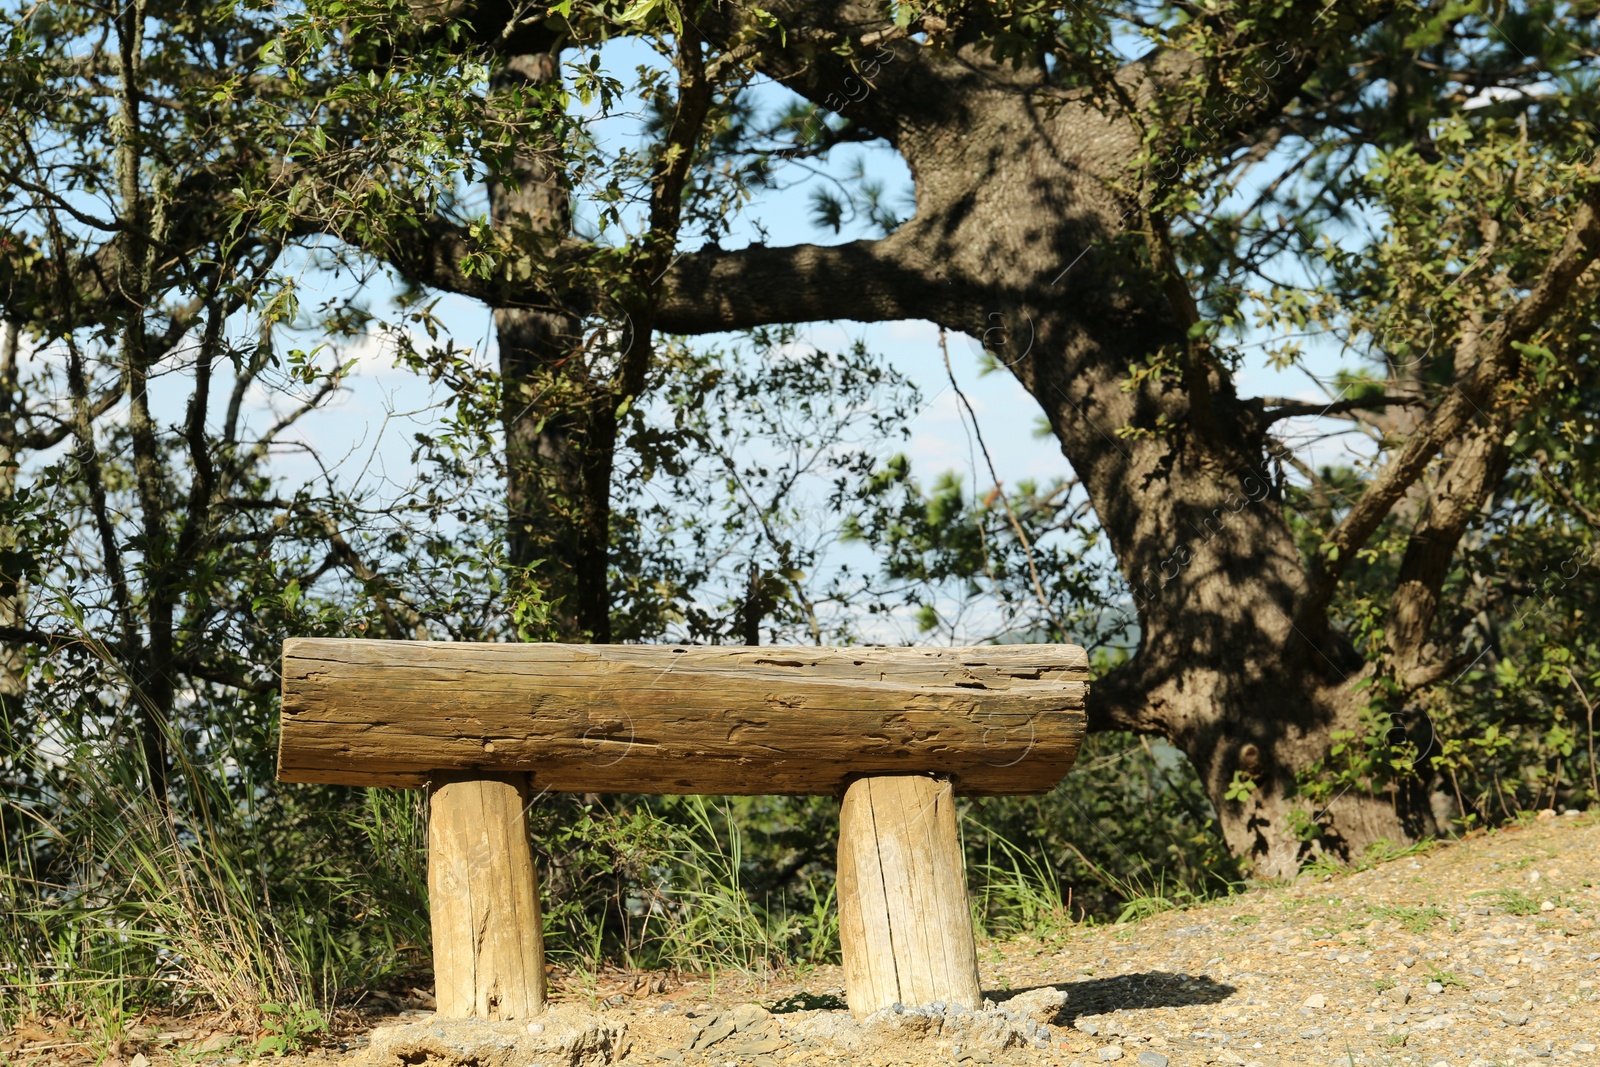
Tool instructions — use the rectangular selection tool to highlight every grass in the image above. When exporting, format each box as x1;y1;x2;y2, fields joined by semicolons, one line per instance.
968;817;1077;939
1302;836;1439;879
2;771;336;1043
1;684;438;1046
648;796;839;982
1425;966;1466;989
1371;904;1447;933
1471;888;1543;916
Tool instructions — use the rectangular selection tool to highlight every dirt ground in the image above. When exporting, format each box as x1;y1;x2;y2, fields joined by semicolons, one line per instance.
7;811;1599;1067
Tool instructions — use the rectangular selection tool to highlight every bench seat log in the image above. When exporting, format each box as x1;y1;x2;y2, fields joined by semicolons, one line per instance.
275;639;1088;1023
278;640;1088;796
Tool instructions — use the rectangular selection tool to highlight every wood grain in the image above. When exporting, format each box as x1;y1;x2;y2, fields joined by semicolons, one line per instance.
836;775;982;1018
427;773;547;1019
278;640;1088;795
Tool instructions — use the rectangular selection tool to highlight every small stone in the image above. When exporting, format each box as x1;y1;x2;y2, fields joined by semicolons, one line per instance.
862;1004;940;1039
1537;808;1557;820
1136;1053;1169;1067
1301;994;1327;1009
1540;900;1556;911
784;1012;866;1051
1413;1014;1457;1032
1573;1042;1597;1053
1400;956;1417;969
1426;982;1444;994
365;1011;626;1067
526;1022;544;1034
129;1055;150;1067
691;1017;738;1049
1002;986;1068;1024
1098;1047;1125;1062
1474;991;1504;1003
727;1004;773;1032
724;1038;789;1055
1075;1019;1101;1037
1500;1011;1532;1026
1386;987;1411;1006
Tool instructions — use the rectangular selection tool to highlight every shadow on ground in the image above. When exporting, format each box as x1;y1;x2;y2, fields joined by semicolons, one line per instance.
991;972;1236;1025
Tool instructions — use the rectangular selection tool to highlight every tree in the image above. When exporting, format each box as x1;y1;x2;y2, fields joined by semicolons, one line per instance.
266;0;1600;875
0;0;544;797
0;0;570;1019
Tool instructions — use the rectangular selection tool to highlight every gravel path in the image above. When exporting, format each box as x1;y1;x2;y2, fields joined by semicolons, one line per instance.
567;812;1600;1067
15;812;1597;1067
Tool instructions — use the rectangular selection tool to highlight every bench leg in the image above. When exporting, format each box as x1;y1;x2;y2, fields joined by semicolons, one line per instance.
836;775;983;1019
427;773;547;1019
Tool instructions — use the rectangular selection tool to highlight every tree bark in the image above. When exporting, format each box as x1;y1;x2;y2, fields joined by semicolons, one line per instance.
489;48;613;640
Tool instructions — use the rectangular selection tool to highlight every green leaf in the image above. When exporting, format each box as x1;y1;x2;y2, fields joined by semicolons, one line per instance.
617;0;662;22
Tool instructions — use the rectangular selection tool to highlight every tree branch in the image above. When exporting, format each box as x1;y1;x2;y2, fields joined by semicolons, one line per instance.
655;235;927;333
1297;176;1600;630
1257;393;1425;424
1385;420;1512;681
1538;455;1600;530
309;511;428;641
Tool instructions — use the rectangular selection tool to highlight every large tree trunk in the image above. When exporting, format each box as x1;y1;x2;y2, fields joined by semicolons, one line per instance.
647;14;1432;876
905;87;1431;876
490;48;615;641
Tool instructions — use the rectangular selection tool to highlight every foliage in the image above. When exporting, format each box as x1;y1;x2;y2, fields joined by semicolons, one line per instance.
965;731;1243;923
840;457;1124;648
610;327;922;643
1251;108;1600;827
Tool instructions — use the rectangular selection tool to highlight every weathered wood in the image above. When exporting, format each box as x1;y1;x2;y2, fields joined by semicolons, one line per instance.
427;773;547;1020
836;775;982;1018
278;640;1088;795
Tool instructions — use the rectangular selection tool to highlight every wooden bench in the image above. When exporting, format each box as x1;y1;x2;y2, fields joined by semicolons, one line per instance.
277;640;1088;1020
